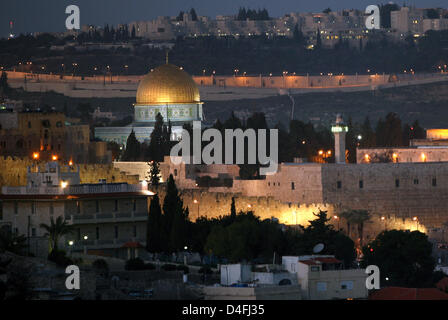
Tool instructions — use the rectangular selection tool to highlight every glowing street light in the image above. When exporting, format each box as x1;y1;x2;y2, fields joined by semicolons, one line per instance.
413;216;419;231
421;153;426;162
193;199;199;219
52;155;58;161
333;215;340;229
60;181;68;189
32;152;39;160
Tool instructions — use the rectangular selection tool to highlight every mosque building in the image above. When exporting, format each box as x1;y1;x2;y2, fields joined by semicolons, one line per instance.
94;61;203;145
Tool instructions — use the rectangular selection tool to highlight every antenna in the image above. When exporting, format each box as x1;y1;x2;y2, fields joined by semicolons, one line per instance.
313;243;324;254
165;50;169;64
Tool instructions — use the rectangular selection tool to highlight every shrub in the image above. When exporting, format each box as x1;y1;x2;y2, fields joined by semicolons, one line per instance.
125;258;145;270
92;259;109;272
48;250;73;267
144;263;156;270
161;264;177;271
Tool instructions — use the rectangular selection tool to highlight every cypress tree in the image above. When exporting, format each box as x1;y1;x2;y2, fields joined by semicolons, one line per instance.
162;175;189;252
122;129;141;161
316;28;322;49
147;113;165;161
147;161;160;186
147;194;163;252
230;197;236;219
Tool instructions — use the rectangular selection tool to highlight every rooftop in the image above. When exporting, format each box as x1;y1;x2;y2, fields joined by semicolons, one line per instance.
370;287;448;300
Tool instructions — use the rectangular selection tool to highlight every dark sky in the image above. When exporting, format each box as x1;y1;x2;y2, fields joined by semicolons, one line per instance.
0;0;446;38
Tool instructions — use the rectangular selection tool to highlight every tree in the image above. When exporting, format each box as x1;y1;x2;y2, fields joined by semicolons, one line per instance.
295;210;356;266
376;113;403;147
0;72;9;93
176;11;185;21
346;117;357;163
360;117;376;148
362;230;436;287
146;113;169;162
316;29;322;49
293;24;305;46
380;3;400;28
162;175;189;252
340;210;354;237
230;197;236;219
146;161;160;186
122;129;141;161
190;8;198;21
351;210;370;247
107;141;122;161
131;25;136;39
39;216;74;253
147;194;164;253
0;230;27;255
323;8;332;14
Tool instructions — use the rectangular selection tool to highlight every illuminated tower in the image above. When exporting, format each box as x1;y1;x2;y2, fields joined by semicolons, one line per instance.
331;114;349;164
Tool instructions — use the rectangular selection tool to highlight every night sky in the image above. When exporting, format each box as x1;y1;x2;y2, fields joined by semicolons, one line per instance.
0;0;446;38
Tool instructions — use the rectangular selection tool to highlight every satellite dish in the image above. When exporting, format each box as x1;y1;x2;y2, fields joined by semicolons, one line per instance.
313;243;324;254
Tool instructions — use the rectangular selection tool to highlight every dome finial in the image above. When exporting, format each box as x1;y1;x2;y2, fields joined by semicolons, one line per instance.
165;50;169;64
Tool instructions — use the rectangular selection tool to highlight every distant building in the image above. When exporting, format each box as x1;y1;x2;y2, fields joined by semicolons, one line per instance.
0;109;111;163
282;255;368;300
358;128;448;163
219;263;298;287
204;263;301;300
391;7;425;36
0;161;152;258
92;107;116;121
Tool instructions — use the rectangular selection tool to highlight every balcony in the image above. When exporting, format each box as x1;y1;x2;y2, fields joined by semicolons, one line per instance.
68;238;147;250
68;211;148;224
2;183;147;196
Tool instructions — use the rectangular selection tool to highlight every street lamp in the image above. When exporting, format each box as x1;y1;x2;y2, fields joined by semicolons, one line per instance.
333;215;340;230
68;240;74;256
413;216;419;231
83;235;88;254
381;216;387;230
193;199;199;220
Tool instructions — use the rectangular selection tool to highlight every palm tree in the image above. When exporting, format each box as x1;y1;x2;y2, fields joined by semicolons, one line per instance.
340;211;355;237
351;210;370;247
40;216;74;253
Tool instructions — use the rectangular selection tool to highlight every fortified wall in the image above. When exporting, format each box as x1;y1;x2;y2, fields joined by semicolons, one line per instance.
114;160;430;243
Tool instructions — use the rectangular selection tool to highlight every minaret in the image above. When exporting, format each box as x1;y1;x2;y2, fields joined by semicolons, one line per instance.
331;114;349;164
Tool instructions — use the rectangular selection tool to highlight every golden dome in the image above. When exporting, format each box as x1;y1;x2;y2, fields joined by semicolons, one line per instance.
135;64;201;105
